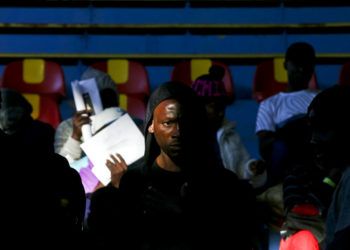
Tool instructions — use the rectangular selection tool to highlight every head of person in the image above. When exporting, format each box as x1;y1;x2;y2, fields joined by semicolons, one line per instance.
284;42;316;91
191;65;229;132
0;88;33;135
81;67;119;109
144;81;211;173
307;84;350;171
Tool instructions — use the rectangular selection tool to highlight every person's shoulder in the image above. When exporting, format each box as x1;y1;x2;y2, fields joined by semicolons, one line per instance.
303;89;319;94
47;153;76;174
43;153;82;181
120;160;146;187
259;92;284;107
31;119;55;133
56;117;74;130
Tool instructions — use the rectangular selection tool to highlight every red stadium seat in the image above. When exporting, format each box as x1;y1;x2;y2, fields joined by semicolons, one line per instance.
1;59;66;128
338;61;350;86
253;58;318;102
171;59;235;103
279;230;319;250
91;59;150;120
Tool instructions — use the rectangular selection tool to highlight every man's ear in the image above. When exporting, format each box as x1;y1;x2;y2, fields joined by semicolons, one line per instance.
148;120;154;133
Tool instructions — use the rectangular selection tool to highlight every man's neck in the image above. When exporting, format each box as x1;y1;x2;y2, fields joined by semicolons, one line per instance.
156;153;181;172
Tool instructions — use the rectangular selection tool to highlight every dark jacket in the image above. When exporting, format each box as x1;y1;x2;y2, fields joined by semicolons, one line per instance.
1;127;85;246
87;82;257;249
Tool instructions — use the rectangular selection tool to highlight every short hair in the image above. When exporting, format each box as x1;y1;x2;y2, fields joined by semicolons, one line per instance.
285;42;316;65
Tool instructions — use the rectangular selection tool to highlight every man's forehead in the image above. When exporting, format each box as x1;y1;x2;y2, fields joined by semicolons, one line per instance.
153;99;180;116
157;98;179;109
164;103;178;113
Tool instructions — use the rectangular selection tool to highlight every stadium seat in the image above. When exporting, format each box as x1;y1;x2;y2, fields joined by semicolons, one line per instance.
91;59;150;120
253;58;318;102
279;230;319;250
338;61;350;86
1;59;66;128
171;59;235;103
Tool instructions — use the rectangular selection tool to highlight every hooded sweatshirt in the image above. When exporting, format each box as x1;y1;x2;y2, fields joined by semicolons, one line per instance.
143;81;213;174
88;81;257;250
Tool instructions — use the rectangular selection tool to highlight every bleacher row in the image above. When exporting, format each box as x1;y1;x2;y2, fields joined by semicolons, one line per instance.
1;58;350;129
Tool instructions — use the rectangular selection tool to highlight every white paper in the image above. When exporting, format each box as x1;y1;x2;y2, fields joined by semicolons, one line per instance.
71;78;104;140
90;107;124;135
80;113;145;185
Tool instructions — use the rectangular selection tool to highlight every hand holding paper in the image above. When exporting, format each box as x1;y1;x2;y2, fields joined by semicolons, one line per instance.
105;153;128;188
81;113;145;185
71;78;103;140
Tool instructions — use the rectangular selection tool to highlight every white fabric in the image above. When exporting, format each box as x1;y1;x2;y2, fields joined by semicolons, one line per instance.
54;117;83;161
255;90;318;133
60;136;83;163
243;158;268;189
217;120;267;188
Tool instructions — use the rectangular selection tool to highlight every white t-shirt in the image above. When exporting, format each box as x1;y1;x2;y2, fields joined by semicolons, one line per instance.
255;89;318;133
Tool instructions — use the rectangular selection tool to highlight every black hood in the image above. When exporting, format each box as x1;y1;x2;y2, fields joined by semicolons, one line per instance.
0;88;33;135
143;81;210;174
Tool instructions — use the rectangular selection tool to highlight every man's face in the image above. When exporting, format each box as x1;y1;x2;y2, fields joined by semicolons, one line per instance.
205;100;226;132
285;60;314;89
148;99;184;162
0;92;27;135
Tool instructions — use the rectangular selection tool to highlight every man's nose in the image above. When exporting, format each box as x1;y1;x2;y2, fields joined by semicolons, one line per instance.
172;123;180;137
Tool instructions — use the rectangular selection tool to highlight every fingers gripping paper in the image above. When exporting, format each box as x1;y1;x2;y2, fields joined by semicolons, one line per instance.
71;78;103;140
80;114;145;185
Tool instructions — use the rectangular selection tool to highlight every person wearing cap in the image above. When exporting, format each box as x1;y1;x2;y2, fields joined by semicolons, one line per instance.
87;81;257;249
255;41;320;187
192;65;266;189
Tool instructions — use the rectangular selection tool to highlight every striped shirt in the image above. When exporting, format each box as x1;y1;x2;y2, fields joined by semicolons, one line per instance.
255;90;319;133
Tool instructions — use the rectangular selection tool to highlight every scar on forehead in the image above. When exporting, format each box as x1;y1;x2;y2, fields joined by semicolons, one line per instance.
165;103;177;110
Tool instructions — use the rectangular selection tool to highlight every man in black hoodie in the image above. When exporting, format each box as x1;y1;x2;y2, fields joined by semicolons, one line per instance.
87;81;257;249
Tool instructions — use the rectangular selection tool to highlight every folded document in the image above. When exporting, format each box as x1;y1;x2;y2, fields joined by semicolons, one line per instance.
81;113;145;185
